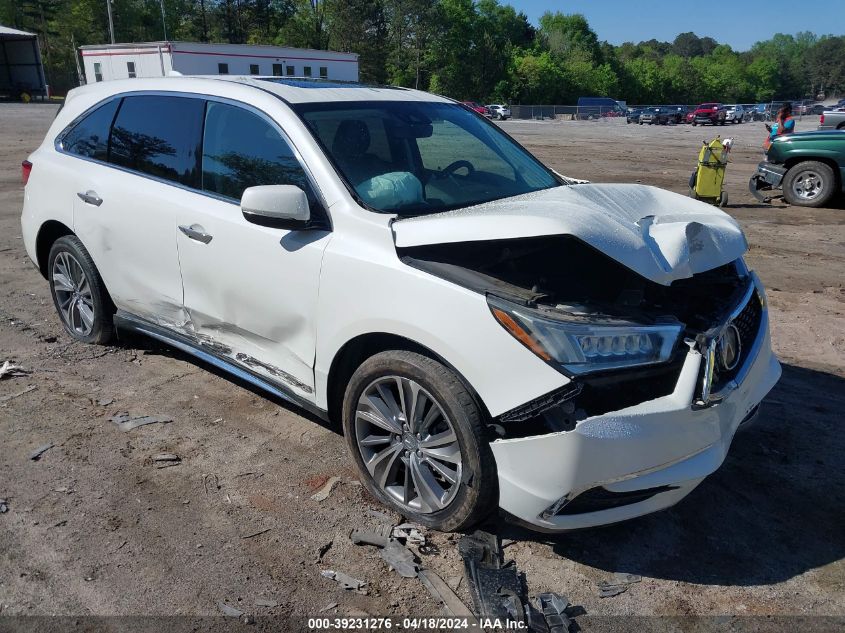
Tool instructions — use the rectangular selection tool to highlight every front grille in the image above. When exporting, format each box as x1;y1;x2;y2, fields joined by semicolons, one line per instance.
712;289;763;390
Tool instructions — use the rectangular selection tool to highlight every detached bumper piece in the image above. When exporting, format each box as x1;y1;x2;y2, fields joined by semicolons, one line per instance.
749;161;786;203
553;484;679;516
458;531;580;632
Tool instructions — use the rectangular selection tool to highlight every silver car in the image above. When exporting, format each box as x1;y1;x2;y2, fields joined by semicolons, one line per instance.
724;105;745;124
486;104;511;120
817;108;845;130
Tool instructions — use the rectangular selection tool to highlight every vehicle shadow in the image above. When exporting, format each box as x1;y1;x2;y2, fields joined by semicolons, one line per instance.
498;362;845;587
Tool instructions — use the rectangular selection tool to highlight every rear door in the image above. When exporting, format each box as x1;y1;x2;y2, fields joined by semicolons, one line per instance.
174;99;331;399
71;94;205;326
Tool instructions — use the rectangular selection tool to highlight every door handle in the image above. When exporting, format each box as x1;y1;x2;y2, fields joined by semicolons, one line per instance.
77;190;103;206
178;224;213;244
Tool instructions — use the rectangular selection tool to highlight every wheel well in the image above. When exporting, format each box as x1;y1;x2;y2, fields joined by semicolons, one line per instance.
783;157;841;190
325;333;490;426
35;220;73;279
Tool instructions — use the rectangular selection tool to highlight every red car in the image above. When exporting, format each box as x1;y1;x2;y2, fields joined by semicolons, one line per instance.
692;103;727;126
461;101;491;117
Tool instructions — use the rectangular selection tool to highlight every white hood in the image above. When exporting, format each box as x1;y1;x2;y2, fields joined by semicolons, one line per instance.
392;184;748;286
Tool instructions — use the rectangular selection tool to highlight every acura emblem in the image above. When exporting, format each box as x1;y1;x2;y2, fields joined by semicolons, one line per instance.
716;324;742;372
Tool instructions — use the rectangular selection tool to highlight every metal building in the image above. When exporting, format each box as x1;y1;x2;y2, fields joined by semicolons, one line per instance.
0;25;48;100
79;41;359;84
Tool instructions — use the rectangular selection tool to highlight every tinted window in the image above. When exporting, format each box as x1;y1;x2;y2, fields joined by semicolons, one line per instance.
201;101;314;204
62;98;119;161
109;95;204;187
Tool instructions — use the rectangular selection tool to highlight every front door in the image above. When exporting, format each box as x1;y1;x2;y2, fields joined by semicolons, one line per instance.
175;99;331;400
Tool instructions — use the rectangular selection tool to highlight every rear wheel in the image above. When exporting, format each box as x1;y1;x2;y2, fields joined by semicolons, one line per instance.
782;161;836;208
342;351;497;532
48;236;114;344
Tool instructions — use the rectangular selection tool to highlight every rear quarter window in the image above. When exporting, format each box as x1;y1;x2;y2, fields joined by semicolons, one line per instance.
61;99;120;161
109;95;205;187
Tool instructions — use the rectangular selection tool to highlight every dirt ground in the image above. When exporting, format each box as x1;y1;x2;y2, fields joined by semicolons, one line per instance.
1;104;843;630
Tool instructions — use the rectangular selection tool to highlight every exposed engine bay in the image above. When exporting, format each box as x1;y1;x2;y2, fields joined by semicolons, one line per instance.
398;234;753;438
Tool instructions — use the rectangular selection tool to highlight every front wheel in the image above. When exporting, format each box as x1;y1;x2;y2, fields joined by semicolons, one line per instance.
782;161;836;207
48;236;115;344
342;351;498;532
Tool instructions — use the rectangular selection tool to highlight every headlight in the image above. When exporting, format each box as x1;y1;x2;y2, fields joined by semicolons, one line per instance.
488;296;682;375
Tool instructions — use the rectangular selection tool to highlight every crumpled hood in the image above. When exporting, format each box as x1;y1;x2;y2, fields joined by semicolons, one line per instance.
392;184;748;286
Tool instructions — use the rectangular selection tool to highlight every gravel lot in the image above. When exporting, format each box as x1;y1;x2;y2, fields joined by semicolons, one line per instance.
1;104;843;630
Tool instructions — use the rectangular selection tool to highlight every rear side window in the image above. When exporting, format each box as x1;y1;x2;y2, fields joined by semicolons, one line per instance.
109;95;204;187
201;101;314;204
61;99;120;161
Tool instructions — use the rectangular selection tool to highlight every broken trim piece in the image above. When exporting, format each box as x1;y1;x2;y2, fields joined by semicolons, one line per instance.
235;352;314;394
114;311;328;421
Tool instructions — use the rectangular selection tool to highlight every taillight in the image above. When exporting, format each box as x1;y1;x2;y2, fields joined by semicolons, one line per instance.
22;160;32;185
820;114;825;125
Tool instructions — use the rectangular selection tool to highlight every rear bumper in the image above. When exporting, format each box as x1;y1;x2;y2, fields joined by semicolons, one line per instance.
491;275;781;531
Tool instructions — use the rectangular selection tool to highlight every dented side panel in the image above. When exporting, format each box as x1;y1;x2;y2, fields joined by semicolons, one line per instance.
175;195;332;398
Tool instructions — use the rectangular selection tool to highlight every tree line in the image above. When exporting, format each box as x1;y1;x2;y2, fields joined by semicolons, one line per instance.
3;0;844;103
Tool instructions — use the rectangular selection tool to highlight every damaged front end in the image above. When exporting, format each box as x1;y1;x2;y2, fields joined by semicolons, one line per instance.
398;233;780;530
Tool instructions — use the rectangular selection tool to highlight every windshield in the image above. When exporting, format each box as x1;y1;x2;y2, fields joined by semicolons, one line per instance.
293;100;560;215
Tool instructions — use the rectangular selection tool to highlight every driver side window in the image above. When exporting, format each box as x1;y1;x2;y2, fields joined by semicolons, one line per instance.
417;119;516;180
201;101;316;207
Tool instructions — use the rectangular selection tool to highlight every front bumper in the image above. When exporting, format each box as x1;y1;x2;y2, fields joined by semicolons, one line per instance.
491;275;781;531
754;161;786;187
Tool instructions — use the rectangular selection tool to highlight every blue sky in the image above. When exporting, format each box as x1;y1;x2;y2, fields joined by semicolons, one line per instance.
507;0;844;51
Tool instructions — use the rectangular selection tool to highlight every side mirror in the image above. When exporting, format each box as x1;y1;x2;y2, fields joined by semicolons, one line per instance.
241;185;310;229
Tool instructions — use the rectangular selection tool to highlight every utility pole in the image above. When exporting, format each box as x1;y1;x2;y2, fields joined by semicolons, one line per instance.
159;0;168;41
105;0;115;44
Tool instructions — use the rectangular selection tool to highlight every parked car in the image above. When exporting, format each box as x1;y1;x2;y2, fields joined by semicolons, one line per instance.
739;105;756;122
486;104;511;120
577;96;625;120
818;110;845;130
810;103;826;115
461;101;491;117
750;129;845;207
692;103;726;126
668;105;689;123
685;109;696;124
21;76;780;533
639;107;671;125
723;104;745;124
626;108;643;124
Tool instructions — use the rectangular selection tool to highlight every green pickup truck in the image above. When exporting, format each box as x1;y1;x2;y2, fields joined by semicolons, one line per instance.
750;130;845;207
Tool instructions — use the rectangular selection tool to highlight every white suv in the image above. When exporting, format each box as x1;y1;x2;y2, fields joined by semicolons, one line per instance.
486;104;511;120
724;104;745;124
21;76;781;532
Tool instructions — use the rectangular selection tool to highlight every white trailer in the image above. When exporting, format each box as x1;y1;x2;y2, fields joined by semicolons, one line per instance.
0;25;48;100
79;41;359;84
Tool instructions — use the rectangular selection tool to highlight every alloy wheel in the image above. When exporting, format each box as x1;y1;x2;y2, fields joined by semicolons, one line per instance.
52;251;95;336
354;376;463;513
791;171;823;201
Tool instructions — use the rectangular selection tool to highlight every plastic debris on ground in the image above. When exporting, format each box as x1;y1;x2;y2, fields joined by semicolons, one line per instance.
152;453;181;468
321;569;367;593
597;572;642;598
310;476;341;501
29;442;54;461
0;361;29;379
350;521;477;624
110;413;173;432
0;499;7;514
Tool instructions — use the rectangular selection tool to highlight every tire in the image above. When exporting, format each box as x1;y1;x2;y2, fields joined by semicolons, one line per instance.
782;161;836;208
342;350;497;532
719;191;728;207
48;235;115;344
692;121;698;127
